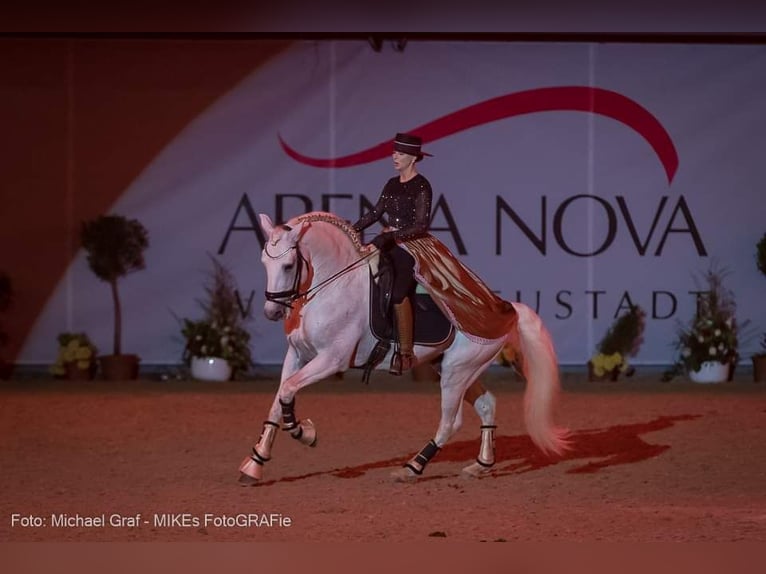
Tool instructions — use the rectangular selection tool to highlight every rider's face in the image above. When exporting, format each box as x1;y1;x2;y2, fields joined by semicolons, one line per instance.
392;151;416;171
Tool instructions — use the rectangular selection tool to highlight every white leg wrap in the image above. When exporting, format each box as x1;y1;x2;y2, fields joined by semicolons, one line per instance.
477;425;496;467
256;421;279;460
290;418;318;447
239;421;279;481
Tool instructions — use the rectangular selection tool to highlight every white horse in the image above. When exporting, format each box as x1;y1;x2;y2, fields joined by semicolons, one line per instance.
239;212;568;485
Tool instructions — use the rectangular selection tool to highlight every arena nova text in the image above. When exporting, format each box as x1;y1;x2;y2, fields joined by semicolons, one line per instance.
11;513;292;529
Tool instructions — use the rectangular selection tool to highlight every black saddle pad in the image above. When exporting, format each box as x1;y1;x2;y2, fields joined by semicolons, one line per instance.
369;269;453;346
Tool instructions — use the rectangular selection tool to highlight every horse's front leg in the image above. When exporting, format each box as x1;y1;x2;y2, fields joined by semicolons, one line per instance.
238;346;302;486
239;350;345;486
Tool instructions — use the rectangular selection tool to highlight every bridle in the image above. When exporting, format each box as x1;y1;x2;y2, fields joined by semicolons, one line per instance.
263;243;308;309
263;239;375;309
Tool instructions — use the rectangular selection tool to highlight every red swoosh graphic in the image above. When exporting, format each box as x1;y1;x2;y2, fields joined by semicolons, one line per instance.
279;86;678;183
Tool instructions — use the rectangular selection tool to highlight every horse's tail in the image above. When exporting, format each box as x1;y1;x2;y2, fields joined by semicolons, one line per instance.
511;302;570;457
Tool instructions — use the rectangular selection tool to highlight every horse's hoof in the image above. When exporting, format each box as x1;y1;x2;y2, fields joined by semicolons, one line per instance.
390;466;419;483
461;462;494;478
238;456;263;481
291;419;318;447
238;473;260;487
301;419;318;447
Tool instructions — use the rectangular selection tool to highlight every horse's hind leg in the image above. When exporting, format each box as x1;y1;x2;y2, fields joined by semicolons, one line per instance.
462;379;497;478
392;344;499;482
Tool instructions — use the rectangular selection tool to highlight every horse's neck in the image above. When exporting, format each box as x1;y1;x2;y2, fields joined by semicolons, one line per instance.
305;226;359;286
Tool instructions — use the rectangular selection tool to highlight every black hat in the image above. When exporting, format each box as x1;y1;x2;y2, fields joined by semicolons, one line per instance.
393;133;432;161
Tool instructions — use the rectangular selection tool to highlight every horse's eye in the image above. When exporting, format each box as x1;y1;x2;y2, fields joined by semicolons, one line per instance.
284;263;294;271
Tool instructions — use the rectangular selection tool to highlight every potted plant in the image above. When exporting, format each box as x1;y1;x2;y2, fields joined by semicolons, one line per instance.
753;232;766;382
0;271;12;380
669;267;742;383
588;305;646;381
181;258;253;381
50;332;98;380
80;214;149;380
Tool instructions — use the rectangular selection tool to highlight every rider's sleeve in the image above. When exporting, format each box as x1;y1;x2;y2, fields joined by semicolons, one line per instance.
352;187;386;232
390;178;432;242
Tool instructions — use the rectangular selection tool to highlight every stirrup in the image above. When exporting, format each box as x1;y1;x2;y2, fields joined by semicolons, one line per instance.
389;350;415;376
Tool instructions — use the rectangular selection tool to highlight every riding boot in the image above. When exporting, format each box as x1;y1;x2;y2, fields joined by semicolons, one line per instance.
390;297;416;375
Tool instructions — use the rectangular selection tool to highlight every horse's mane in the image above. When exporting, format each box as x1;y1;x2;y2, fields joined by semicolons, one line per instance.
292;211;364;252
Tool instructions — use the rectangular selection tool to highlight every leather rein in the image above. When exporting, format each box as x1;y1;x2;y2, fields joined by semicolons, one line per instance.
263;242;375;309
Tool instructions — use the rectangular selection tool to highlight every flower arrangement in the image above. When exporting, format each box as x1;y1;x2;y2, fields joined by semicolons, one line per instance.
50;332;98;377
668;267;742;378
181;258;253;377
756;332;766;358
589;305;646;380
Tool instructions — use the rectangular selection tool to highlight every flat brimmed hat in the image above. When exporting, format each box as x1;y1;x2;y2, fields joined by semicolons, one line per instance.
393;133;433;161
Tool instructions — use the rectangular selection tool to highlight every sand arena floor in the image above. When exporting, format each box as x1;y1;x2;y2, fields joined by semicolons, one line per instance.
1;369;765;543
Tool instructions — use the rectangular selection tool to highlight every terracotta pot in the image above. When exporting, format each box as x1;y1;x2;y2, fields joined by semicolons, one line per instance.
99;354;140;381
753;355;766;383
64;361;96;381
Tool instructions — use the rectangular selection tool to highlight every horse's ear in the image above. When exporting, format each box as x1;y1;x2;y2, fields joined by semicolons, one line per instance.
258;213;275;237
286;220;310;244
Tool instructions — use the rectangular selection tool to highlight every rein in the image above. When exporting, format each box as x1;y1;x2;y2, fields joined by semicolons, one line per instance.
264;244;376;309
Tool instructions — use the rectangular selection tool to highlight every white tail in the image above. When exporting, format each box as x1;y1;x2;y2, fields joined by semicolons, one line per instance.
512;303;570;456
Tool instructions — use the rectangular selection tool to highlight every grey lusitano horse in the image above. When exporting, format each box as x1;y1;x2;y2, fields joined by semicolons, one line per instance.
239;212;568;485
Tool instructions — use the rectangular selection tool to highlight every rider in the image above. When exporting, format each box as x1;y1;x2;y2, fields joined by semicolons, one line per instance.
352;133;433;376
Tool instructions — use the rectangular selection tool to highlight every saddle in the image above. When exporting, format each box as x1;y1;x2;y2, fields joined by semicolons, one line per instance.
360;253;454;383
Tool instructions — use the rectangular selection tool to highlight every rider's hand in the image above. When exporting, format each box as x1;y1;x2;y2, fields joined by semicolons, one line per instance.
370;232;395;250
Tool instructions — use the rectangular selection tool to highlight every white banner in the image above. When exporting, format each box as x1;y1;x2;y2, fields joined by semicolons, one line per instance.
20;41;766;367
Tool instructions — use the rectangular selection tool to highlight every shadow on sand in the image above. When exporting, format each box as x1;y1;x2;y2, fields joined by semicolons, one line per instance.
258;413;702;485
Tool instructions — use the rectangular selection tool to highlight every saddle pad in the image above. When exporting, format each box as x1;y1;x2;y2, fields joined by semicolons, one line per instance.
369;270;454;346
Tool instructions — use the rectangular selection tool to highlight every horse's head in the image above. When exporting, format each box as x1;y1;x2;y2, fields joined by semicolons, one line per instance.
258;213;309;321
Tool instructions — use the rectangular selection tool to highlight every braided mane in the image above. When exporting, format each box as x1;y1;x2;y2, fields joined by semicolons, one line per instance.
293;212;364;252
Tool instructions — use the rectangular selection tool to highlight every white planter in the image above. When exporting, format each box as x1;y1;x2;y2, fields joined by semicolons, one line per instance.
190;356;232;382
689;361;729;384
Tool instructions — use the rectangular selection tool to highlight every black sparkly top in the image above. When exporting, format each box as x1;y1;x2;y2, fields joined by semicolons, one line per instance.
353;174;432;242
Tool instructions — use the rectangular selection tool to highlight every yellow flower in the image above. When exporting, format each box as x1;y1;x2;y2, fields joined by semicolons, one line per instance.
75;347;92;360
591;352;625;377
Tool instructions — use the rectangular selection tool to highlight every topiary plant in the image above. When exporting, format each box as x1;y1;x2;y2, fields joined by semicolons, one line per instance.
80;214;149;356
589;305;646;379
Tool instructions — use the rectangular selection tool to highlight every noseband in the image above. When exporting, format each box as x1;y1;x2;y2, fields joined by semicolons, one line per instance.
263;243;308;309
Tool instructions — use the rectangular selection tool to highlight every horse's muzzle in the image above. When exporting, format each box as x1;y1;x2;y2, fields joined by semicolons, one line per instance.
264;304;285;321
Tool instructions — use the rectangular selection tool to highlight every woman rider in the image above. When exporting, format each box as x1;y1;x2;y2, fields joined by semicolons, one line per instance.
352;133;432;375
